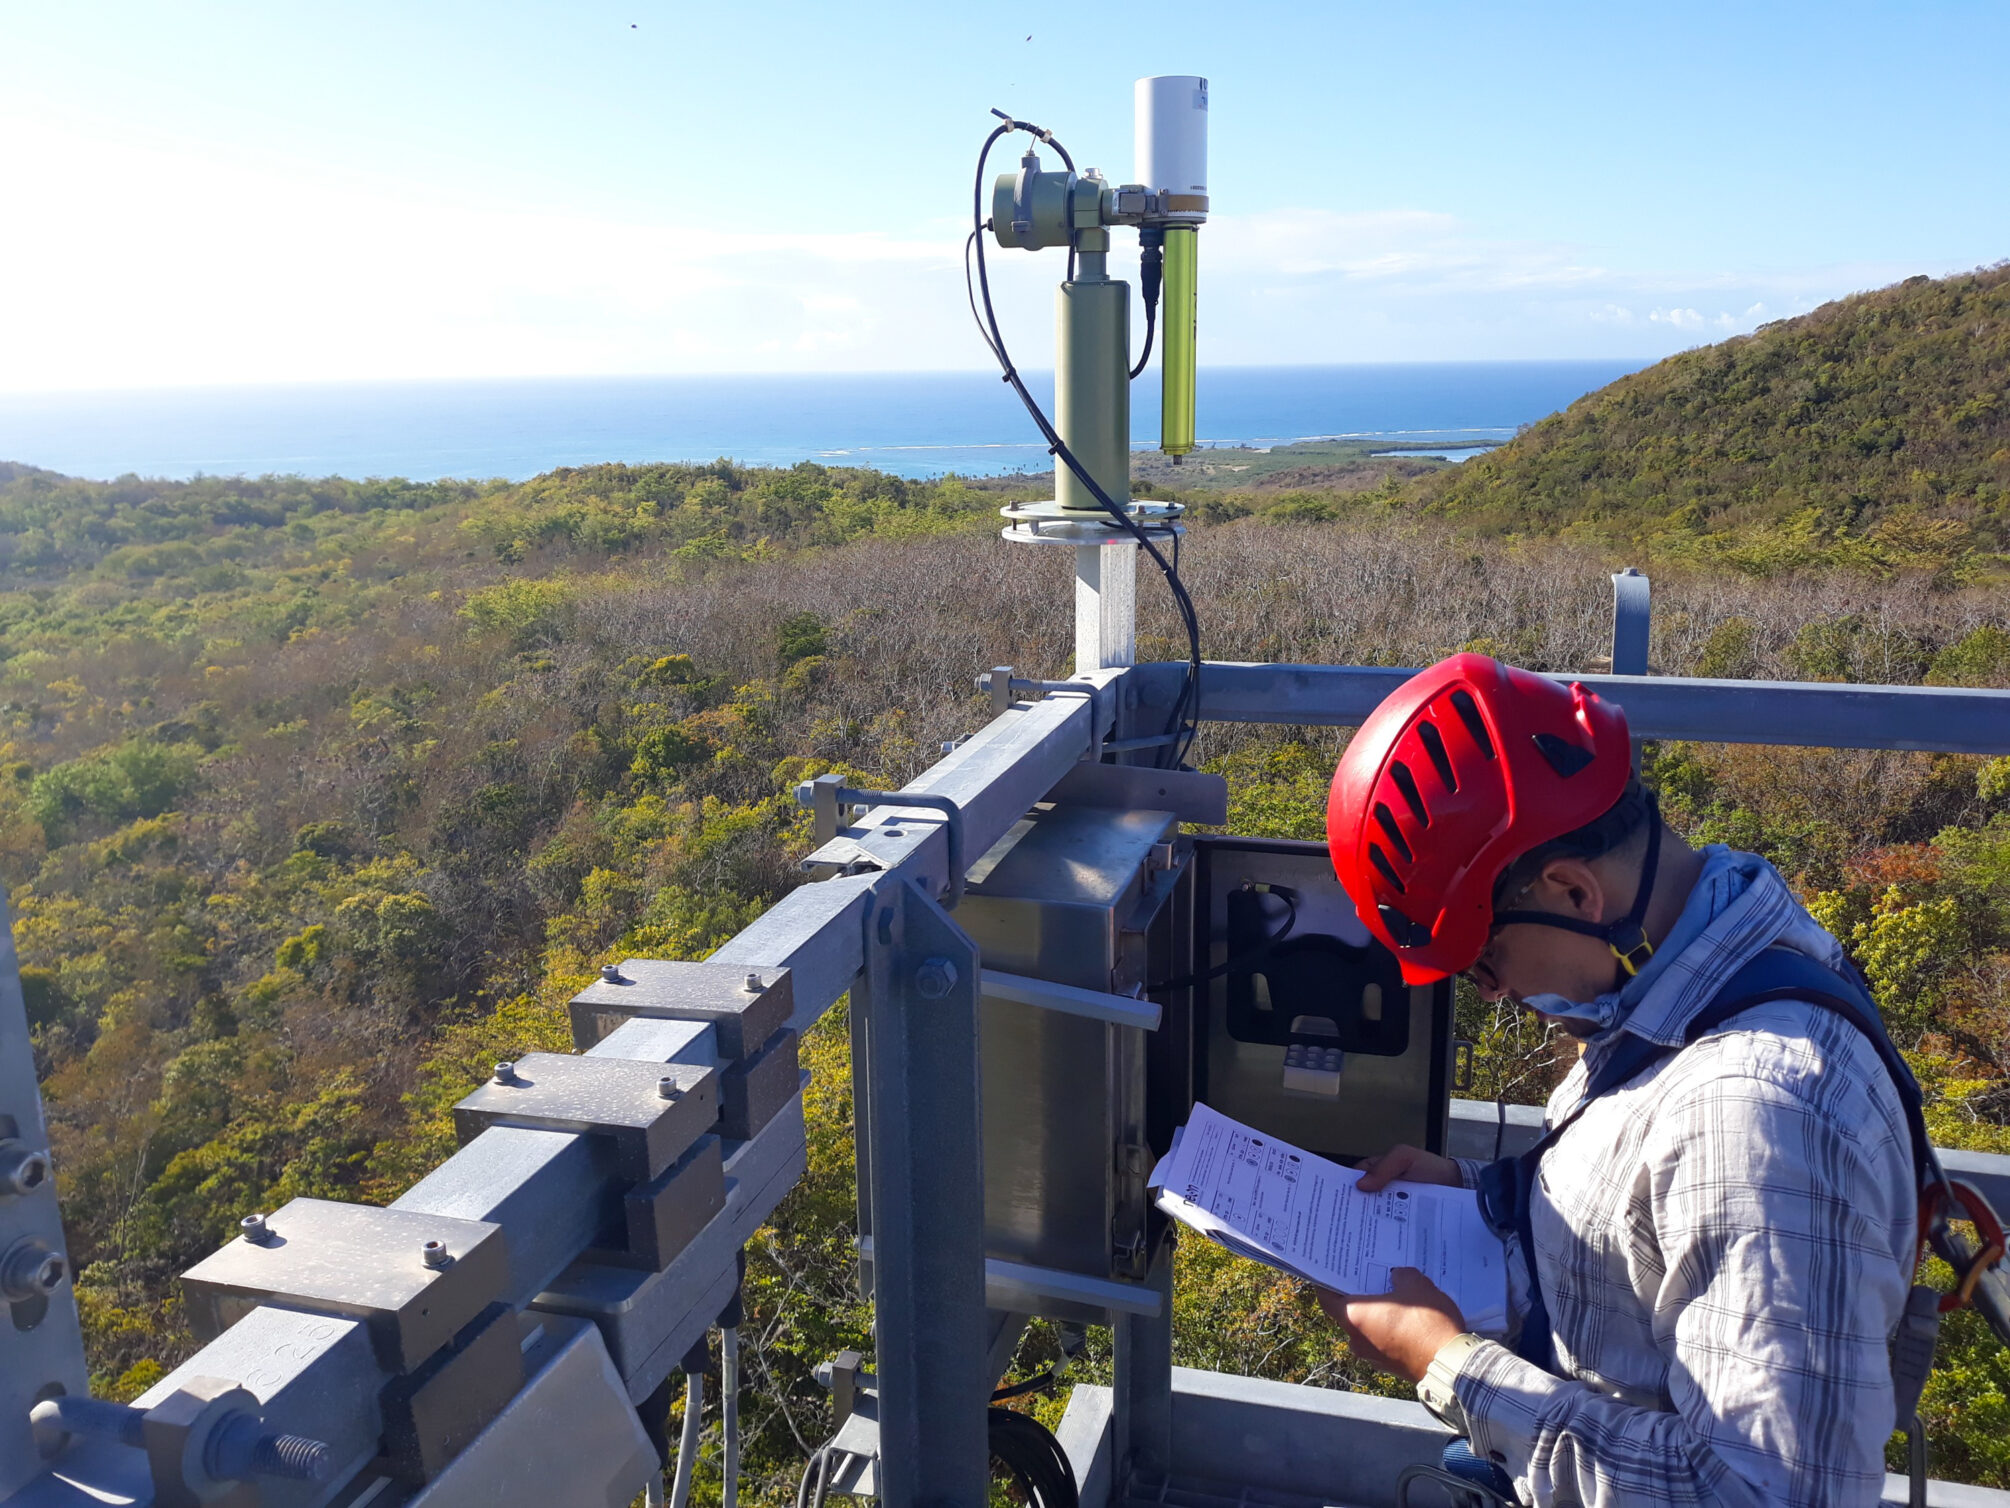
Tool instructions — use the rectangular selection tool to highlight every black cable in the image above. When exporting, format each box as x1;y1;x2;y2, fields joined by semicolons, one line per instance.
988;1407;1079;1508
1146;888;1297;993
970;116;1202;768
1129;306;1156;380
990;1368;1056;1402
1130;226;1164;381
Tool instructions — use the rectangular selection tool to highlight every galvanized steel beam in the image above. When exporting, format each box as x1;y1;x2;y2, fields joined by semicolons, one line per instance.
1194;662;2010;755
855;878;989;1508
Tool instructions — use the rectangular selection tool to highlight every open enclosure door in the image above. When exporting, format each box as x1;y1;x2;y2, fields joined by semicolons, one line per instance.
1188;836;1453;1161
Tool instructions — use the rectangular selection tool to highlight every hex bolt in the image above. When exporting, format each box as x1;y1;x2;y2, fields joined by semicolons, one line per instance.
204;1410;337;1482
492;1059;518;1085
913;957;958;1000
601;963;625;983
1;1238;66;1300
239;1213;274;1246
30;1398;333;1482
420;1239;452;1270
657;1076;683;1101
0;1141;52;1198
742;971;763;993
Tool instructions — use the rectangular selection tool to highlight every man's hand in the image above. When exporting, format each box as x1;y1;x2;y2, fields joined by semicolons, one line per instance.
1317;1267;1467;1383
1354;1144;1462;1191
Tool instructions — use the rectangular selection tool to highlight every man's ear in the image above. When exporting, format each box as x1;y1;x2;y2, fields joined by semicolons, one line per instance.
1538;855;1607;922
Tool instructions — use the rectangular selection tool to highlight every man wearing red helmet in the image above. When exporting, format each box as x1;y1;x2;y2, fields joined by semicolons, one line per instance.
1319;654;1919;1507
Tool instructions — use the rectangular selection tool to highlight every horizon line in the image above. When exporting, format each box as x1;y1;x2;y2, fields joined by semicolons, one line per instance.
0;356;1657;402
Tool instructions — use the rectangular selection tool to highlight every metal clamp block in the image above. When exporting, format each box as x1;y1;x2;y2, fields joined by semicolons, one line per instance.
376;1301;523;1483
594;1133;726;1271
452;1053;718;1183
180;1198;507;1373
720;1029;801;1142
569;960;794;1060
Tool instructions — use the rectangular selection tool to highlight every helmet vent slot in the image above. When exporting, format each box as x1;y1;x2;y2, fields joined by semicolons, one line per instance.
1416;720;1458;792
1448;689;1496;759
1372;803;1413;862
1367;844;1405;893
1377;902;1433;948
1388;761;1429;826
1531;731;1596;778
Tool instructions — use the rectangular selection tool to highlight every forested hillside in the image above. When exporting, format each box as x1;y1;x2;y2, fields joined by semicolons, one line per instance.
7;264;2010;1497
1420;263;2010;574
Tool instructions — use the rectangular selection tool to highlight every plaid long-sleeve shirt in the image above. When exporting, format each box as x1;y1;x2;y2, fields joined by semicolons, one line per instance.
1439;850;1916;1507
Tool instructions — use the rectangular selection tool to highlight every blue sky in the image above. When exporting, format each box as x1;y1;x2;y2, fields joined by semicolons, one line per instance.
3;0;2005;388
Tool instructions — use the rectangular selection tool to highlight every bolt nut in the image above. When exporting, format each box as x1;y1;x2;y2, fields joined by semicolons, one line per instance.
0;1141;51;1198
913;957;958;1000
657;1076;683;1101
420;1239;452;1270
601;963;625;984
239;1213;274;1246
492;1059;518;1085
742;972;763;993
1;1238;66;1299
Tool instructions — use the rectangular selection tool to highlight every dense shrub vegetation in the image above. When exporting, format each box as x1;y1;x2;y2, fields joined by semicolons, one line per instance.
8;265;2010;1496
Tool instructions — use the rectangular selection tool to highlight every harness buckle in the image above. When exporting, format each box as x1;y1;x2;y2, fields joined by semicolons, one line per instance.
1607;924;1655;977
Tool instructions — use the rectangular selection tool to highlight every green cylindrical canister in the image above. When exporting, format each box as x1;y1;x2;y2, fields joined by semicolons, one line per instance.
1054;277;1132;513
1159;226;1198;457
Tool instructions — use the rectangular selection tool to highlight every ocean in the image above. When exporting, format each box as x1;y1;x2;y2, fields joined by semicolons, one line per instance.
0;362;1643;483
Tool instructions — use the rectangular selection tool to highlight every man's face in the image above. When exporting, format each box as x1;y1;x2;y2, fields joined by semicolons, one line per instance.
1464;855;1623;1016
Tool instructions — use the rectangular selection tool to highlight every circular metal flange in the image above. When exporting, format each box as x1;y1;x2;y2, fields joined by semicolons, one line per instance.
998;497;1185;547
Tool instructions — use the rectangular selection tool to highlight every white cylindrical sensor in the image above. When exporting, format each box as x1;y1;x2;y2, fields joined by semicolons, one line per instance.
1134;75;1209;223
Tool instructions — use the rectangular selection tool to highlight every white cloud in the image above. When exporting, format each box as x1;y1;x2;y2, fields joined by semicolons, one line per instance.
0;113;1937;386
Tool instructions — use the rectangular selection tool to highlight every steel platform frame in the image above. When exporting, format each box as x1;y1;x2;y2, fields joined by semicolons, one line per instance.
8;571;2010;1507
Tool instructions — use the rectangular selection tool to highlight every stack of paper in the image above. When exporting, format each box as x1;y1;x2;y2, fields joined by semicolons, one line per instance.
1150;1101;1510;1338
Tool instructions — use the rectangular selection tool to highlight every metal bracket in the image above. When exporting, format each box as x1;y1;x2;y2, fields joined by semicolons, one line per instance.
569;960;793;1060
796;780;966;906
719;1028;801;1141
595;1135;726;1271
453;1054;718;1183
1044;762;1228;826
376;1302;523;1483
180;1199;508;1372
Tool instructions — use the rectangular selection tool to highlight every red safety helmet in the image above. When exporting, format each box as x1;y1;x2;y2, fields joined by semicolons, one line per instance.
1327;653;1633;983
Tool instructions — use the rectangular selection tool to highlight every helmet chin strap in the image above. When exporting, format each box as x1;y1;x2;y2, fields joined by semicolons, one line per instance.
1490;793;1664;980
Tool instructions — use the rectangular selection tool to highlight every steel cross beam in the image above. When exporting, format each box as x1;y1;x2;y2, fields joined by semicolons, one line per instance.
1193;663;2010;755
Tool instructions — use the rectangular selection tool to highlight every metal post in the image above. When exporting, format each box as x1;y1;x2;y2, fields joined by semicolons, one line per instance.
1058;240;1138;674
1611;568;1651;677
1076;540;1139;671
0;885;89;1498
857;877;989;1507
1110;1249;1174;1484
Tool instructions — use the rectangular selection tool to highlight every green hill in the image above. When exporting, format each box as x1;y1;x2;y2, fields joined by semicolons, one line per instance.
1419;263;2010;574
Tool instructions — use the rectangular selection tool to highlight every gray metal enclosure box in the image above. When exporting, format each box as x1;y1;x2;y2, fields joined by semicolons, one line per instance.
956;805;1182;1305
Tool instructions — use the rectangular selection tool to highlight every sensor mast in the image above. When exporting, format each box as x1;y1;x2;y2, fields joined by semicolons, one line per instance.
989;76;1209;675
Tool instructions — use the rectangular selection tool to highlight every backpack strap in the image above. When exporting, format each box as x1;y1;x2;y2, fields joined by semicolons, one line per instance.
1677;947;1934;1181
1477;947;1932;1374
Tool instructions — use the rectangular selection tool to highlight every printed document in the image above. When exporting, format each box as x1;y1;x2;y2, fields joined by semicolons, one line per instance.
1150;1101;1508;1337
